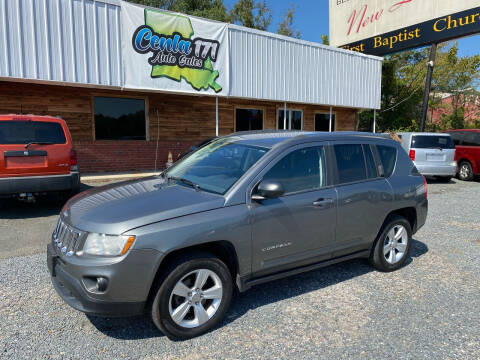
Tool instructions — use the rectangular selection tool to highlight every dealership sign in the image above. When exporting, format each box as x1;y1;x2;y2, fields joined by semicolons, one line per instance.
122;1;228;94
330;0;480;56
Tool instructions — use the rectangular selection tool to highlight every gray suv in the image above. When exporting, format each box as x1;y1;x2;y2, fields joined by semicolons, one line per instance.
47;131;428;340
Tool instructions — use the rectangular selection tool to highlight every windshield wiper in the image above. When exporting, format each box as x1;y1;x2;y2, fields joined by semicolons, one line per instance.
24;142;55;149
167;176;201;191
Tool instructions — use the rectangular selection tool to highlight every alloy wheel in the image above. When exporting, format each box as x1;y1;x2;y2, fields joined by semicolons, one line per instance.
383;225;408;264
459;164;471;180
168;269;223;328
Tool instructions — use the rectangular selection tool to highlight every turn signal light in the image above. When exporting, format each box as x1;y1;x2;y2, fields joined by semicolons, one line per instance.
70;149;78;167
121;236;136;255
409;149;416;161
70;149;78;171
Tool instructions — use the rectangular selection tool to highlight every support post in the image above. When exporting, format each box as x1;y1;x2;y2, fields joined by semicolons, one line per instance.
329;106;333;132
373;110;376;133
215;97;219;136
283;102;287;130
420;43;437;132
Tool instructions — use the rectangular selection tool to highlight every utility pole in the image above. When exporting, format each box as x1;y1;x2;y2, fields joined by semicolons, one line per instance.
420;43;437;132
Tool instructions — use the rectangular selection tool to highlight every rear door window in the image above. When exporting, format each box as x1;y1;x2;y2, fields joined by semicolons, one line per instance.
334;144;367;184
0;121;66;145
463;132;480;147
448;132;464;146
376;145;397;178
411;135;454;149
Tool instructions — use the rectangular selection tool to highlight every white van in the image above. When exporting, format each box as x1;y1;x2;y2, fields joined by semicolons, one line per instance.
397;132;457;181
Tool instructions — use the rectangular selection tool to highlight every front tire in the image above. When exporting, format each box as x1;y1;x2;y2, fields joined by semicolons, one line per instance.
370;215;412;272
458;161;474;181
151;252;233;340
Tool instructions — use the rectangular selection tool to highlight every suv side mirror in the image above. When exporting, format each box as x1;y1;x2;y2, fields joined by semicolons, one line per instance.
252;180;284;201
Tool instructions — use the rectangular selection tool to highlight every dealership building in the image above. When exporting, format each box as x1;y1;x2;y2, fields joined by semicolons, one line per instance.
0;0;382;173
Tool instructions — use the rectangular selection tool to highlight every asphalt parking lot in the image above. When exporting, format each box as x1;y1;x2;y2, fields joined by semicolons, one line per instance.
1;178;479;359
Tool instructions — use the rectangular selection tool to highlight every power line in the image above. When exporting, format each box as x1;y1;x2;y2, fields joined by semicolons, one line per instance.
381;85;423;113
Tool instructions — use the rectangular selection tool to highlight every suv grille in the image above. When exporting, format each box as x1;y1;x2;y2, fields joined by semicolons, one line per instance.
52;218;85;256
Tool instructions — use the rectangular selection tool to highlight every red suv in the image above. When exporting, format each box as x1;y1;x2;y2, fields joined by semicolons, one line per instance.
0;115;80;199
446;129;480;181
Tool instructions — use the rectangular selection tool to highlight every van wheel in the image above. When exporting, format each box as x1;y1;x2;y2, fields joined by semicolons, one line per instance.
370;215;412;272
151;252;233;340
458;161;474;181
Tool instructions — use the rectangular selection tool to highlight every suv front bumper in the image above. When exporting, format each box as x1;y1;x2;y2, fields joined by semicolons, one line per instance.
0;172;80;195
47;243;162;317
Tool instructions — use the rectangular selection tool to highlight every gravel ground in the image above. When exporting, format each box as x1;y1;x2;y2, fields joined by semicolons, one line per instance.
0;179;479;359
0;180;119;259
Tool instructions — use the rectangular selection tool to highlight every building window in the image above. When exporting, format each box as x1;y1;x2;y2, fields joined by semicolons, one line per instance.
315;113;335;132
94;96;146;140
277;109;302;130
235;108;264;131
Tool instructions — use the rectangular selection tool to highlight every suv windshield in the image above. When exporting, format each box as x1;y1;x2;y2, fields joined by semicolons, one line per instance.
165;138;269;194
0;120;66;145
411;135;454;149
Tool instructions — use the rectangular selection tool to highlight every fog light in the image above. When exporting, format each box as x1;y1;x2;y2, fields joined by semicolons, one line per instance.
96;277;108;292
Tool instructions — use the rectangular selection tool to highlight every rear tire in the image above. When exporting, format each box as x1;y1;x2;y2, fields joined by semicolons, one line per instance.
370;215;412;272
151;252;233;340
458;161;474;181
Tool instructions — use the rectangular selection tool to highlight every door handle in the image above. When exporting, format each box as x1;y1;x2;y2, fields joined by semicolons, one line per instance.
312;198;334;207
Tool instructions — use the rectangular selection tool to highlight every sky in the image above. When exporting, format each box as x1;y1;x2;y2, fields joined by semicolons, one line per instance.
224;0;480;57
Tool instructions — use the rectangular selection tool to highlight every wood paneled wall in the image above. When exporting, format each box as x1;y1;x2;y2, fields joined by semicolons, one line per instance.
0;80;360;172
0;81;359;142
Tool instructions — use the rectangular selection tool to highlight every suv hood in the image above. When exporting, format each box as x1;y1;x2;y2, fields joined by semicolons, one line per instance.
62;176;225;234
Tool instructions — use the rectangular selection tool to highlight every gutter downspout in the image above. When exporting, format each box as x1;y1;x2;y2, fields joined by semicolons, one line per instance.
215;97;219;136
329;106;333;132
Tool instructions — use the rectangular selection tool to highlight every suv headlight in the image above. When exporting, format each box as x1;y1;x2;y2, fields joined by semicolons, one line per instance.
82;233;135;256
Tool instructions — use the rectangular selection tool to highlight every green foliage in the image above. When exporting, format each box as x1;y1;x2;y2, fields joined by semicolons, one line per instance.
126;0;229;22
321;34;329;45
361;42;480;133
442;107;465;130
277;5;300;39
229;0;272;31
126;0;284;32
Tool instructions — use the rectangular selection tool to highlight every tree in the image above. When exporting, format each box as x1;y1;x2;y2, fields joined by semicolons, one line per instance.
229;0;272;31
125;0;229;22
359;42;480;132
321;34;329;45
277;5;300;38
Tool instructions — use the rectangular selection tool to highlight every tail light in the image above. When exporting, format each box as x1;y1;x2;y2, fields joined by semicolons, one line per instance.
409;149;416;161
422;175;428;199
70;149;78;171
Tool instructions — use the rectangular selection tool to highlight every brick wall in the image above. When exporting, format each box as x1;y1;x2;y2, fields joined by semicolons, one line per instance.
75;140;195;173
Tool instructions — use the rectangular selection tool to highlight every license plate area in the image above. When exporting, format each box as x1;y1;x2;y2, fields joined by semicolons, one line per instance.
5;156;47;168
426;153;445;161
4;150;48;169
